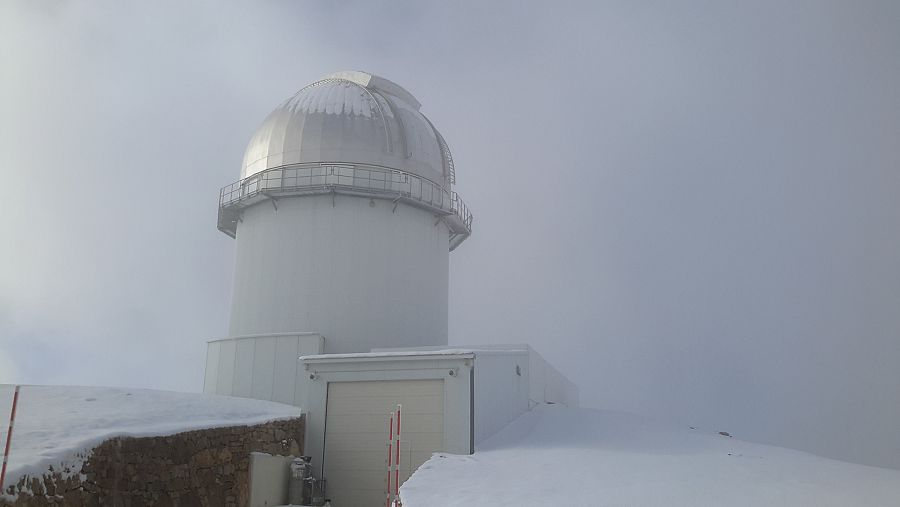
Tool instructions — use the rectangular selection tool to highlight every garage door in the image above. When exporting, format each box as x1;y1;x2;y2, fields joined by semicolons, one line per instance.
324;379;444;506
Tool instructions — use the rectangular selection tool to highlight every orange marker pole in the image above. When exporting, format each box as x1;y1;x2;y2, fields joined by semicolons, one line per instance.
394;404;402;505
386;412;394;507
0;385;21;493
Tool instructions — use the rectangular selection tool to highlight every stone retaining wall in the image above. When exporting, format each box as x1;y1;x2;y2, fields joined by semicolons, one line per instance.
1;416;304;507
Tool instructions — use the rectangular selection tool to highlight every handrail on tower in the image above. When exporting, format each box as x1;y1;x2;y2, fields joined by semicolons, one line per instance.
217;162;472;250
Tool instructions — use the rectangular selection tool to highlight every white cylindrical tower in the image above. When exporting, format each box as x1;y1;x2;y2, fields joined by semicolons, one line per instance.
217;71;471;355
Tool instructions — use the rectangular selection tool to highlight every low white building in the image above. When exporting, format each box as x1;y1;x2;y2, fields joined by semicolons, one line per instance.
203;71;577;506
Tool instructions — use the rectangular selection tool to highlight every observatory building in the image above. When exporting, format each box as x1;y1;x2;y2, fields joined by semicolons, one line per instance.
203;71;577;506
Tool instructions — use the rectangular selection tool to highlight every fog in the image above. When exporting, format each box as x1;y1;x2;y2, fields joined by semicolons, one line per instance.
2;1;899;469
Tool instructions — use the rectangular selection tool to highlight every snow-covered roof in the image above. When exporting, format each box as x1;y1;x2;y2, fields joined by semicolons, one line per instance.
0;385;301;486
401;404;900;506
241;71;455;187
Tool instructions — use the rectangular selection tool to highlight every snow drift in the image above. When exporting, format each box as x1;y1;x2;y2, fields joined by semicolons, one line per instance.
401;404;900;506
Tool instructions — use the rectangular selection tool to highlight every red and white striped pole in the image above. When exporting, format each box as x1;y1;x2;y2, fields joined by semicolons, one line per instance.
1;385;21;493
394;403;402;506
386;412;394;507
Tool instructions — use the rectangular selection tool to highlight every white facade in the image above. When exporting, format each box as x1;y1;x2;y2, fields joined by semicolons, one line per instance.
202;331;580;504
203;333;323;408
472;345;579;442
370;345;579;444
227;193;450;352
295;346;578;506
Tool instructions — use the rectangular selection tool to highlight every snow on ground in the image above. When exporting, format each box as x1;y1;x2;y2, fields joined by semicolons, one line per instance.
401;404;900;507
0;385;301;486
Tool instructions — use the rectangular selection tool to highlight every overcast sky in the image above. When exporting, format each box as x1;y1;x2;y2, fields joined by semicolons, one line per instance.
2;0;899;469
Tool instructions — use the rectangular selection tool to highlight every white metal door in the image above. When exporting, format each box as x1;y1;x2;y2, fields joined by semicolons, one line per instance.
324;379;444;506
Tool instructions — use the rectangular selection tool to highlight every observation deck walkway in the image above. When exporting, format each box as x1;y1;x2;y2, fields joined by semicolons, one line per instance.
217;162;472;250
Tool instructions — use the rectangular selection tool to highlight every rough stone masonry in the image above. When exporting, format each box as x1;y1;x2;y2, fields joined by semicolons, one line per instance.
0;416;304;507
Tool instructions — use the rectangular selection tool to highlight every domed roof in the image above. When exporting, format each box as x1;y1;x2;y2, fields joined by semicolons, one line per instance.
242;71;456;186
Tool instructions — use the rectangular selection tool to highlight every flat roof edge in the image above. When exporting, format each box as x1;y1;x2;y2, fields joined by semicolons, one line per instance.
207;332;321;344
371;344;530;354
300;350;476;363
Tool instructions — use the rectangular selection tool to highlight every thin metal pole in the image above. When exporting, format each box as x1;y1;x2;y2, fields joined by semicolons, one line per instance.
1;385;21;493
386;412;394;507
395;404;402;504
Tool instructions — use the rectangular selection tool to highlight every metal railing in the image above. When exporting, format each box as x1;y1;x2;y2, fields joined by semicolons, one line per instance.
217;162;473;243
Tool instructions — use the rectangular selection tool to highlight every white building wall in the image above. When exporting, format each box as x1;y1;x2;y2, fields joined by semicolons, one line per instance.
373;344;579;446
203;333;323;408
300;354;474;480
526;346;580;407
228;195;450;354
470;346;578;445
472;350;530;444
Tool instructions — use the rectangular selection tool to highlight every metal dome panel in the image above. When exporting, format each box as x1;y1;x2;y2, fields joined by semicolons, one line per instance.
241;72;453;186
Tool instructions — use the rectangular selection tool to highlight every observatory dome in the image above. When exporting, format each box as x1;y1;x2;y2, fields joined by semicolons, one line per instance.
241;71;455;186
